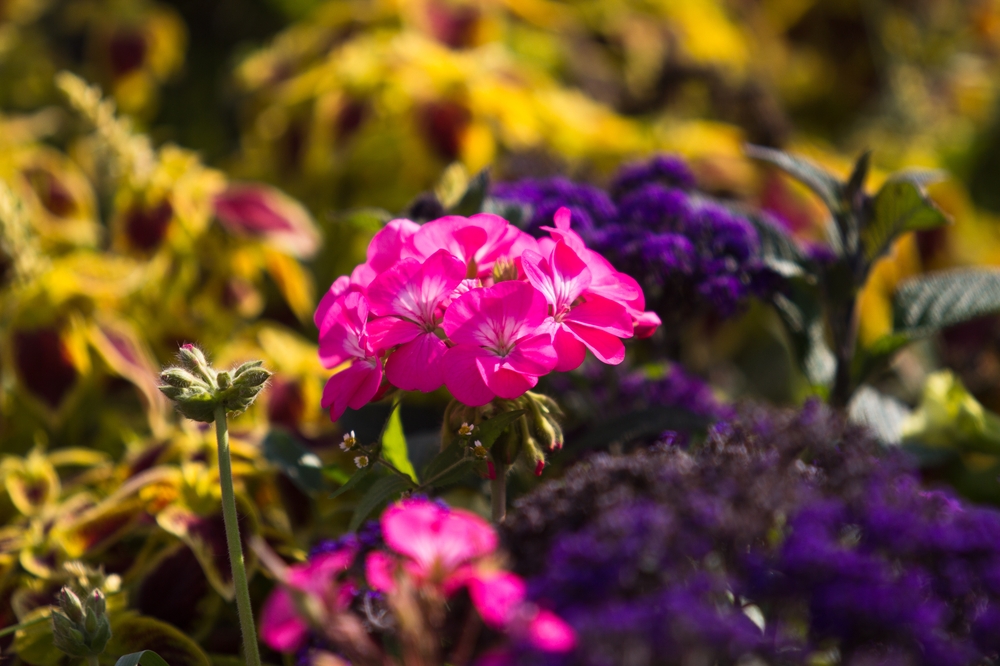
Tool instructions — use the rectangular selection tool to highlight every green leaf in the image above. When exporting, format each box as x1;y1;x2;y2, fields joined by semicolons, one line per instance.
844;151;871;201
450;168;490;216
745;145;842;215
770;277;835;387
474;409;527;449
862;179;948;264
740;207;808;277
847;385;912;445
420;442;474;489
114;651;173;666
261;429;325;494
572;407;713;451
852;332;913;387
348;475;413;531
329;463;374;499
106;614;210;666
894;268;1000;336
381;407;418;482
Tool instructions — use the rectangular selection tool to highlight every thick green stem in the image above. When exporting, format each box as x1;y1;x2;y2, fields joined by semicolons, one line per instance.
490;461;508;524
214;404;262;666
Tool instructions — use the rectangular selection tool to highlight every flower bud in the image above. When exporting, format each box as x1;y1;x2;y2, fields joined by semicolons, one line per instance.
233;368;271;389
52;586;111;658
160;367;208;389
217;370;233;390
233;359;264;377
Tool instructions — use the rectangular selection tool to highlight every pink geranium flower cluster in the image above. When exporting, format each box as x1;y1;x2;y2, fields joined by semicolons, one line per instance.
315;209;659;420
259;498;574;662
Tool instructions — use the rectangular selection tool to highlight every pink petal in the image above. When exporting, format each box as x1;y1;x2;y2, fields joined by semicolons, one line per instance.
367;218;421;273
523;241;591;311
381;499;497;579
563;295;633;338
367;317;422;350
386;332;448;392
259;588;308;652
443;282;548;347
526;609;577;653
321;359;383;421
504;333;558;376
634;310;661;339
467;571;526;629
566;323;625;365
365;550;399;594
483;365;536;400
287;550;355;594
443;344;496;406
551;324;587;372
314;276;351;331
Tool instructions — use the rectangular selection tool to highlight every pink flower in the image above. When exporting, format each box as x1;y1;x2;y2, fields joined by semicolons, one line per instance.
541;207;660;338
442;281;558;406
318;292;384;421
366;250;466;392
365;499;576;654
409;213;534;278
522;239;633;372
349;218;421;289
366;498;497;592
260;548;356;652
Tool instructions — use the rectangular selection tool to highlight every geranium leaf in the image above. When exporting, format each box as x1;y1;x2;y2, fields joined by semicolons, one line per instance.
328;464;374;499
381;407;418;482
348;475;413;531
421;441;473;488
894;268;1000;336
863;178;948;265
262;429;325;494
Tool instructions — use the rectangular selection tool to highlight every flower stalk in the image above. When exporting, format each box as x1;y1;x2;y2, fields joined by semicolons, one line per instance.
158;344;270;666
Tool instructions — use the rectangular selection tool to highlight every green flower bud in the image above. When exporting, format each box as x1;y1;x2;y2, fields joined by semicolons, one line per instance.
160;367;208;389
234;367;271;388
217;371;233;390
52;586;111;658
233;359;264;377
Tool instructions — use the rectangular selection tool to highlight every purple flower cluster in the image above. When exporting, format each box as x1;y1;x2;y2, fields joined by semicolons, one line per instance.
502;403;1000;665
493;155;774;321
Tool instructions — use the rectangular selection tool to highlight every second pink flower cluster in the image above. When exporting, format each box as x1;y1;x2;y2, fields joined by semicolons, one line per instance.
315;209;660;421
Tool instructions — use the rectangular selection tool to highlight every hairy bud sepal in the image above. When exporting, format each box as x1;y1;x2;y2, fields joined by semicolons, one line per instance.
158;346;272;423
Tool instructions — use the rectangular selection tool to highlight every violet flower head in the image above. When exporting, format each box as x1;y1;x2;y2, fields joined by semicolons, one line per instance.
502;403;1000;665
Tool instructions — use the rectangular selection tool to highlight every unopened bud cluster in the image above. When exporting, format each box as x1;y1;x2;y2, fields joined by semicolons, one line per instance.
52;587;111;658
158;344;271;423
442;392;563;477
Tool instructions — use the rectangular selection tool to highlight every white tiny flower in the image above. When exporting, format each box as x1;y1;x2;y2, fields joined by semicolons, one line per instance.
458;422;474;436
354;455;369;469
340;430;357;451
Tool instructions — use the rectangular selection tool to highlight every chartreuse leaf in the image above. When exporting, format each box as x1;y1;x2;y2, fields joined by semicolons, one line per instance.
474;410;527;449
262;429;325;494
114;651;173;666
381;408;418;482
348;475;413;531
862;178;948;264
746;145;842;215
901;371;1000;455
893;268;1000;337
107;614;210;666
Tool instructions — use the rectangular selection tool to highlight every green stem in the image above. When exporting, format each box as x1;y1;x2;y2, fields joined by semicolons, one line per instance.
0;614;47;638
489;460;508;524
215;404;262;666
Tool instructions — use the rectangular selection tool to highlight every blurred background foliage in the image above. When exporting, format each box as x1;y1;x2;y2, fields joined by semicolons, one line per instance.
8;0;1000;662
